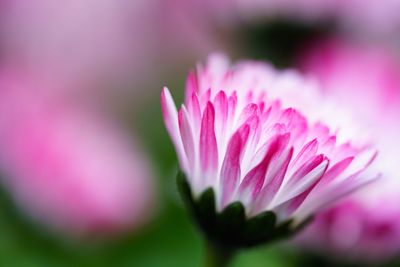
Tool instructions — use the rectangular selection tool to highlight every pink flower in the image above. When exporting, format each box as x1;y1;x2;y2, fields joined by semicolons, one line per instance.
295;39;400;262
0;0;156;99
0;71;155;235
298;39;400;124
161;53;377;227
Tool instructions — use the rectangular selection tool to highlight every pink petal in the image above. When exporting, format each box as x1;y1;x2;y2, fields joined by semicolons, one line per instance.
294;150;378;220
237;103;259;127
178;106;196;169
294;171;379;222
321;136;337;155
253;147;294;214
311;122;331;144
240;115;261;173
161;87;187;169
238;135;287;206
200;88;211;107
318;156;354;187
187;92;202;135
219;124;250;208
199;102;218;173
227;91;238;128
272;155;329;207
291;154;327;184
249;125;287;170
279;184;315;219
290;139;319;169
279;108;308;146
161;87;178;140
214;91;229;142
184;71;198;102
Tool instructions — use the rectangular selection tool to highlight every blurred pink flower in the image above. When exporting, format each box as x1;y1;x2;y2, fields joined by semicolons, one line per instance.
0;71;155;235
298;39;400;123
294;39;400;262
161;53;377;225
0;0;234;106
0;0;157;99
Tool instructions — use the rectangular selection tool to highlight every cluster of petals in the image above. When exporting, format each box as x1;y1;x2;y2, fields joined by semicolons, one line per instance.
161;54;377;224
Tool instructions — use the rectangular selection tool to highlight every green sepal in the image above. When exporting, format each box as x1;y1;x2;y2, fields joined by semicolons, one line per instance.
196;188;217;232
242;211;276;247
217;202;245;247
176;172;313;250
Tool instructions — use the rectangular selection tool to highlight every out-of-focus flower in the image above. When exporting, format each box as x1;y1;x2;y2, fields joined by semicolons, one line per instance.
0;71;155;235
295;39;400;263
0;0;156;100
161;53;377;249
0;0;234;107
298;39;400;124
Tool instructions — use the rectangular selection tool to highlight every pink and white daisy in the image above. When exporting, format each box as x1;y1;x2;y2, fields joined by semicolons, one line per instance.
161;53;378;234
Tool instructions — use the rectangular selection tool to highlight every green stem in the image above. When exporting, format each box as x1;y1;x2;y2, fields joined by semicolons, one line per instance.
204;242;236;267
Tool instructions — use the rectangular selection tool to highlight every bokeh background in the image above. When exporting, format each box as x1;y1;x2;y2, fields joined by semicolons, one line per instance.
0;0;400;266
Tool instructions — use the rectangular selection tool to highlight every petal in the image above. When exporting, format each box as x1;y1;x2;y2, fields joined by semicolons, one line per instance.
237;103;259;127
237;135;287;209
317;156;354;187
334;148;377;183
248;125;287;171
240;115;261;173
187;92;202;137
161;87;178;140
200;88;212;107
278;108;308;148
219;124;250;209
200;102;218;174
178;106;196;169
271;155;329;208
290;138;319;170
293;150;378;221
293;171;379;222
321;136;337;155
184;71;198;102
311;122;331;144
252;147;293;215
161;87;187;169
276;183;314;221
214;91;229;147
227;91;238;131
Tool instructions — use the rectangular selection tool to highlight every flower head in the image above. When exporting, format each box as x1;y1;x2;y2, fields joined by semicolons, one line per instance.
161;54;377;248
